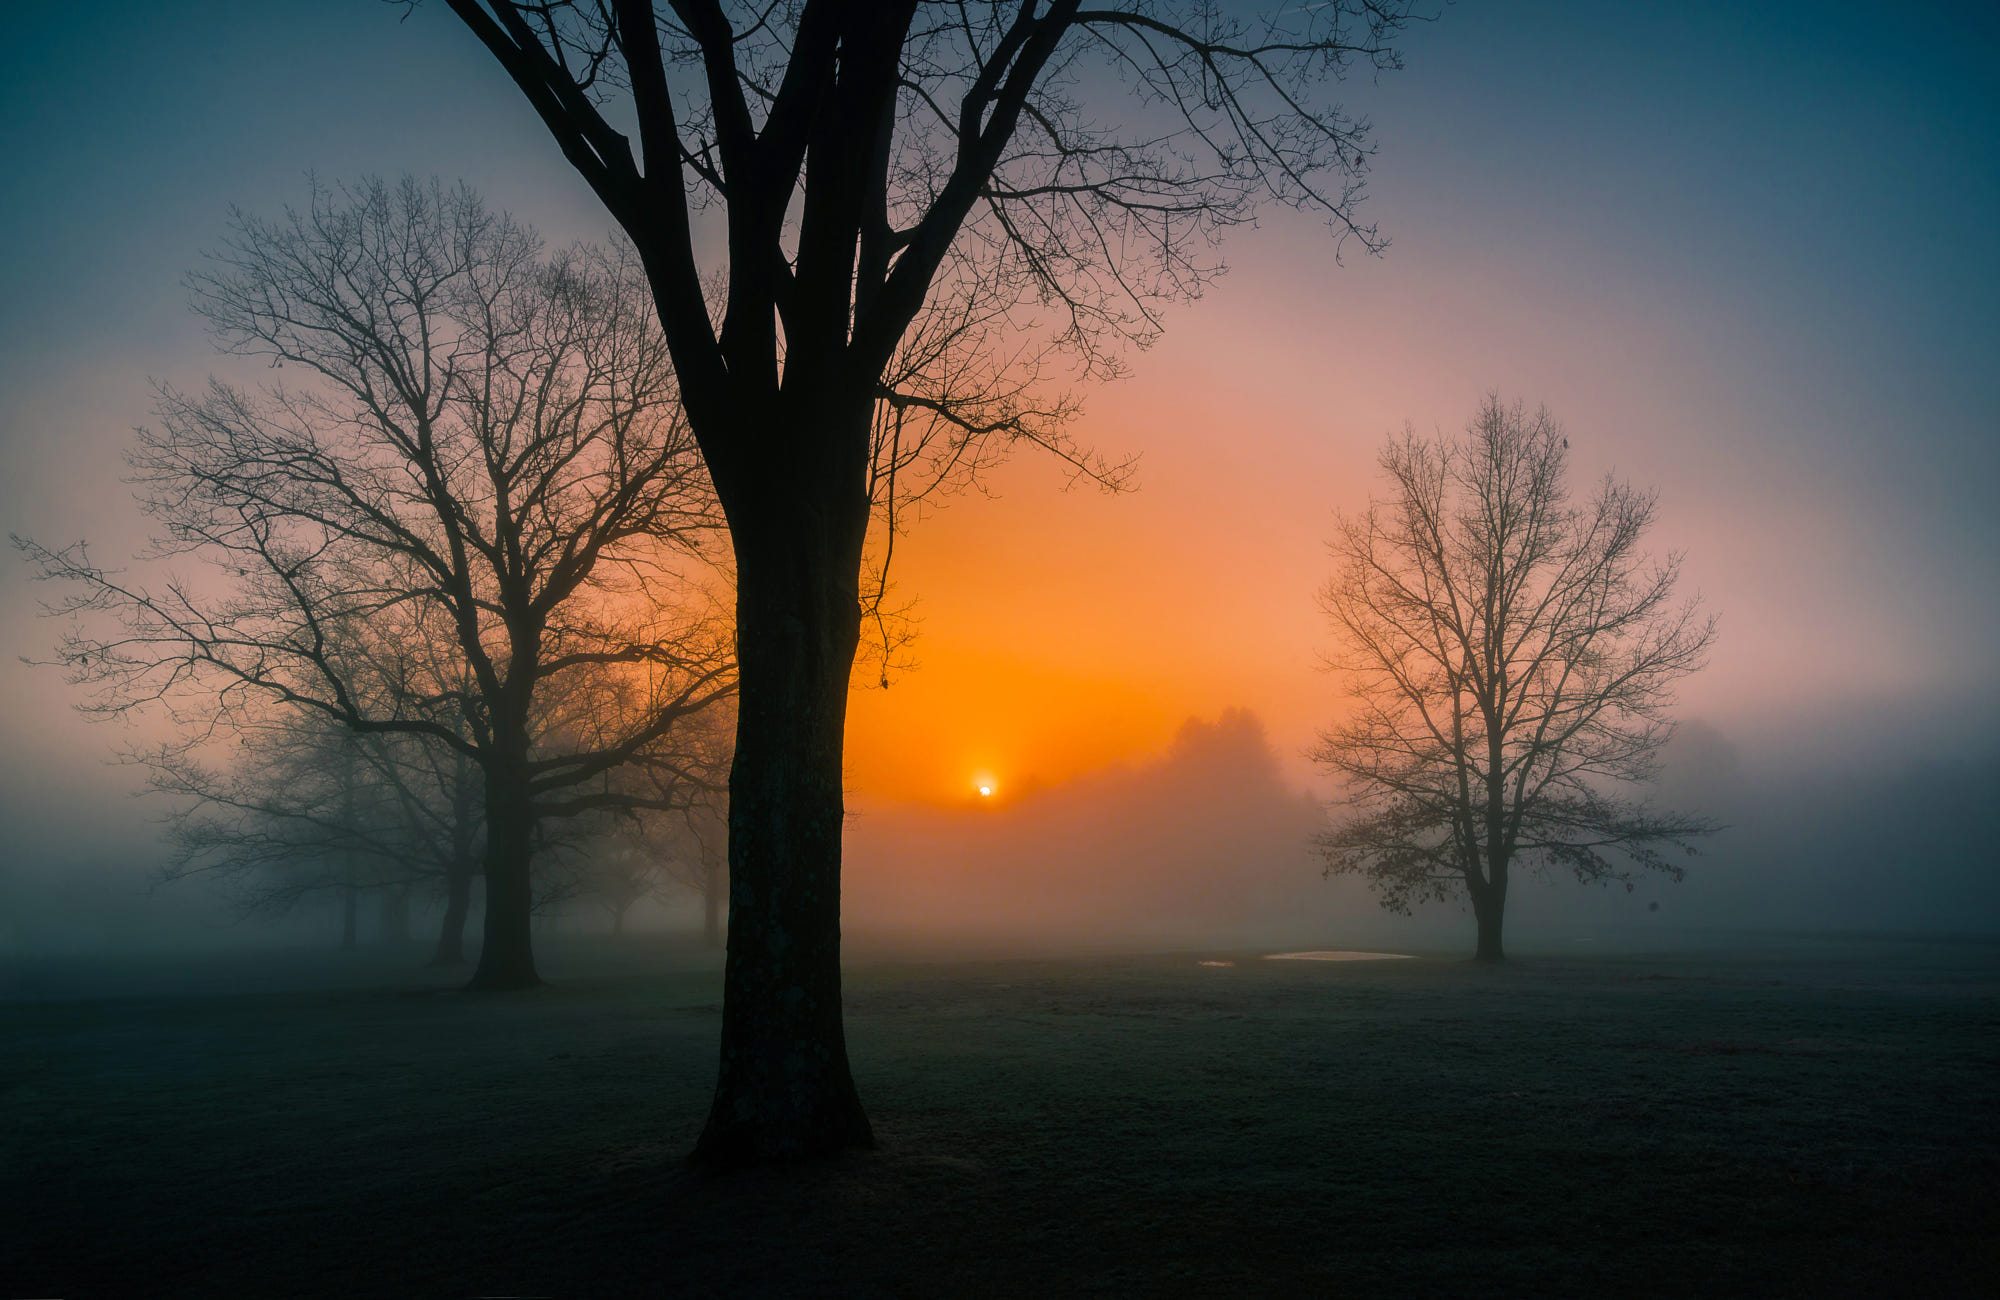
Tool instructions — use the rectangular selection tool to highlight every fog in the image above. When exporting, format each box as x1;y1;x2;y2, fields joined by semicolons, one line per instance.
6;703;1993;973
3;1;1995;975
842;710;2000;956
843;710;1331;952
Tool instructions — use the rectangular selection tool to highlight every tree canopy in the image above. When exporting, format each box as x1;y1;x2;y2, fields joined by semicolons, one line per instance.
1315;397;1719;960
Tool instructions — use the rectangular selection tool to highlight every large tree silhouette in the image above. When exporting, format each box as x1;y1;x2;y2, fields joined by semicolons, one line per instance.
21;178;734;990
1315;398;1718;961
435;0;1415;1160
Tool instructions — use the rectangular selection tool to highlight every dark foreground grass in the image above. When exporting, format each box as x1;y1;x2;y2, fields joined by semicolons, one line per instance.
3;935;1996;1297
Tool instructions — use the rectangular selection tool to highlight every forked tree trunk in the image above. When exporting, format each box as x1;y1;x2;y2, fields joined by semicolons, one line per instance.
470;756;539;989
693;468;874;1164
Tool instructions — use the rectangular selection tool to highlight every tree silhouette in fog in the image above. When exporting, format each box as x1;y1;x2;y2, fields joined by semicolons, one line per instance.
434;0;1415;1163
1315;397;1718;961
530;675;733;942
19;178;734;989
146;713;485;959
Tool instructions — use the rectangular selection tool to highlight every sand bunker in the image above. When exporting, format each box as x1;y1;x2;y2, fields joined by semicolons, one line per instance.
1263;951;1413;962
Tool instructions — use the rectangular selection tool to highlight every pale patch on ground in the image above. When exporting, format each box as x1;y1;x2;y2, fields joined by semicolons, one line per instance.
1263;949;1414;961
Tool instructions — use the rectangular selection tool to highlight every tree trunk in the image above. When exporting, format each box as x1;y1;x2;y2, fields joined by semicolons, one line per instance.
693;469;874;1164
1473;899;1506;962
430;855;475;966
339;745;360;951
1469;864;1508;962
432;756;481;966
469;758;539;989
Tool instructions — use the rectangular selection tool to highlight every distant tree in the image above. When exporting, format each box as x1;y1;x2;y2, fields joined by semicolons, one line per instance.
535;671;732;939
145;707;488;963
1314;397;1719;961
435;0;1417;1162
18;178;734;989
566;802;724;938
606;712;732;947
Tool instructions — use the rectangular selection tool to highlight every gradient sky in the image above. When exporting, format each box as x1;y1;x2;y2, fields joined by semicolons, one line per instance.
3;1;1996;869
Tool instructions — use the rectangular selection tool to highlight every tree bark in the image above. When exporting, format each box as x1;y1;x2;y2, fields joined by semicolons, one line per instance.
693;461;874;1164
469;757;540;989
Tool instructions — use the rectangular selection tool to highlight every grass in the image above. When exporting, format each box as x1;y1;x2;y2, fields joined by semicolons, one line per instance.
3;934;1996;1297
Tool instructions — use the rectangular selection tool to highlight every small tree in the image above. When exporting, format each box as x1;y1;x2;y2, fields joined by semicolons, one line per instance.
1314;397;1719;961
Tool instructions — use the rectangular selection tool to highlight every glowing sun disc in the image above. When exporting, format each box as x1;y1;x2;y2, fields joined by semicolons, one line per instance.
977;784;994;797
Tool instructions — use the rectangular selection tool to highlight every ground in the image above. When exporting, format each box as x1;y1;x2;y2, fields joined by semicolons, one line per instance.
3;934;1996;1297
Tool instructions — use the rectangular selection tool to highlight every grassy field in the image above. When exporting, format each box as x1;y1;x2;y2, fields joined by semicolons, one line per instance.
3;934;1995;1297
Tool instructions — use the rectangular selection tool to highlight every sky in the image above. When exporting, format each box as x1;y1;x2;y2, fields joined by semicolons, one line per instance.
2;1;1996;942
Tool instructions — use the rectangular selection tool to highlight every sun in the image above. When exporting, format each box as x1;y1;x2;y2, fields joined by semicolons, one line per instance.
972;771;998;799
977;784;994;798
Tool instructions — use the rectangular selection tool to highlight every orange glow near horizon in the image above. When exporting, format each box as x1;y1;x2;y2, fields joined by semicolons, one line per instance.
846;635;1187;807
837;212;1948;813
839;277;1377;811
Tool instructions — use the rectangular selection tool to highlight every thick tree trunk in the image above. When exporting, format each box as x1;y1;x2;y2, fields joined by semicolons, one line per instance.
469;759;540;989
1473;899;1506;962
430;855;476;966
1469;865;1508;962
693;469;874;1164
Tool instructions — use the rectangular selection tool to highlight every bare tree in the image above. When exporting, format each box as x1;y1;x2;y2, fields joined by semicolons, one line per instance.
566;799;725;938
533;660;733;937
608;706;732;946
18;177;734;989
432;0;1417;1161
1314;397;1719;961
146;718;387;949
145;705;490;963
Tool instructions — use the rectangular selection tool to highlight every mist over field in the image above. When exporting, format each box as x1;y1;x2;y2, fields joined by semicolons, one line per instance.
1;2;1996;1292
6;705;1994;973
